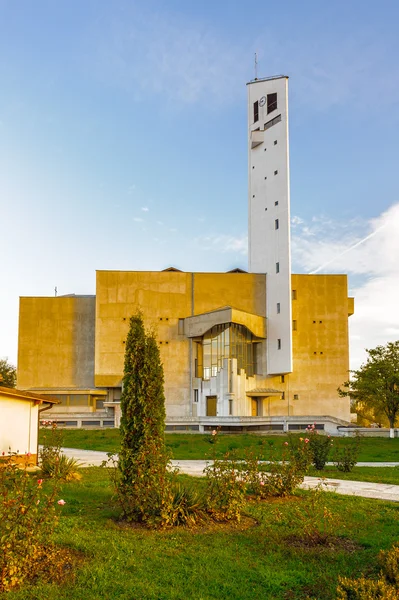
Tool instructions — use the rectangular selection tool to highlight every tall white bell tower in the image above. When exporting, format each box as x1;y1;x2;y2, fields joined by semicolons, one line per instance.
247;75;292;375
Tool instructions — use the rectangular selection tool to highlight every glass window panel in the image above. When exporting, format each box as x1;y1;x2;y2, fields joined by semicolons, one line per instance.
200;323;257;380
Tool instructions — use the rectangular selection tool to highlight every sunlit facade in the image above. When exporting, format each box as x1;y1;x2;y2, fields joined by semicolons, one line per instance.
198;324;257;380
16;77;354;432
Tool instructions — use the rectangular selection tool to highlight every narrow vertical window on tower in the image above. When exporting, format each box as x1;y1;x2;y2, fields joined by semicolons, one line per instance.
276;262;280;273
277;302;280;314
267;93;277;114
277;339;281;350
275;219;279;230
254;100;259;123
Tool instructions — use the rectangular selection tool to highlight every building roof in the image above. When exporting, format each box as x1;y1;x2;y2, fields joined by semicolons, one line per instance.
0;386;59;404
246;75;288;85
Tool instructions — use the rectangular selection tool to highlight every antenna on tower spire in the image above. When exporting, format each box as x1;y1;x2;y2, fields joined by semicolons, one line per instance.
254;52;258;80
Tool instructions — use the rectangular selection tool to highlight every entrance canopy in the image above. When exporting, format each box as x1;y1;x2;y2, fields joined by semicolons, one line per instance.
183;306;266;339
246;388;282;397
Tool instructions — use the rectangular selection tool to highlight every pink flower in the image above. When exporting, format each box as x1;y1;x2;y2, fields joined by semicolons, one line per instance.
305;438;309;444
260;481;265;486
37;479;43;486
211;430;217;436
284;442;288;446
27;452;31;457
57;499;66;506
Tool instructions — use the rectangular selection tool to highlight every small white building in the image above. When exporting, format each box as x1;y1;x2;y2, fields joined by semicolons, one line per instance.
0;386;58;465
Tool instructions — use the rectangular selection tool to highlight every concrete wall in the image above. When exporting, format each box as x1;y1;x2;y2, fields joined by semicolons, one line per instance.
95;270;267;417
192;272;266;317
16;271;352;423
95;270;192;417
0;395;38;457
18;295;95;390
287;274;352;421
248;76;292;375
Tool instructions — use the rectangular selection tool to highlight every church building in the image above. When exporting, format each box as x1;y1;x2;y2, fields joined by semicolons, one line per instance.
17;76;354;433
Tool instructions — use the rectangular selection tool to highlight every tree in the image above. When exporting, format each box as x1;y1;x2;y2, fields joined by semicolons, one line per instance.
118;311;169;523
339;341;399;438
0;358;16;388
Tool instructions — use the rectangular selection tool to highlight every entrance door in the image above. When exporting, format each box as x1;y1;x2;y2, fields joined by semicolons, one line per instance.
251;398;258;417
206;396;217;417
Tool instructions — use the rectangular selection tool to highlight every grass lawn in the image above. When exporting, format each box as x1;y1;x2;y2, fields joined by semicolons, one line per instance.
3;468;399;600
43;428;399;462
308;466;399;485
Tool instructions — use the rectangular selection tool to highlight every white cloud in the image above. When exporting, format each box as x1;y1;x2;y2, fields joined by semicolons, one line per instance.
86;8;399;114
141;207;149;212
195;234;248;255
291;215;304;227
292;203;399;369
89;10;249;106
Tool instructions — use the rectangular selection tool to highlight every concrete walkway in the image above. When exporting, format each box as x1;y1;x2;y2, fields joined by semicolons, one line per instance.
61;447;399;503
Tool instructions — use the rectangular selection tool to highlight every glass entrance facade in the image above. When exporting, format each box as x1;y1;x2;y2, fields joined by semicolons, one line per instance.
196;323;257;380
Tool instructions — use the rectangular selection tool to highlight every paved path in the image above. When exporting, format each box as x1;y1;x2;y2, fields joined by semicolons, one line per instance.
61;447;399;503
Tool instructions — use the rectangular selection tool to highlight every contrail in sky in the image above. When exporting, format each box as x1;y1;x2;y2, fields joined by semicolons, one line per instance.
309;223;387;274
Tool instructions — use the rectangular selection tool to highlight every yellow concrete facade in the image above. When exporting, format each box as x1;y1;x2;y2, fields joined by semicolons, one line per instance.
17;269;353;426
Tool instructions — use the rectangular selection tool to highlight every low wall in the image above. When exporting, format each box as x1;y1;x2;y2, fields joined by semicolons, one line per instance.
337;427;399;438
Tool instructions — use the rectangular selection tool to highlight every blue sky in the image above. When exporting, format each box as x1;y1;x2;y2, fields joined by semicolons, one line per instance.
1;0;399;369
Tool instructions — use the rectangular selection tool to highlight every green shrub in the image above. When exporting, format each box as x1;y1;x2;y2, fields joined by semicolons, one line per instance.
0;452;66;592
40;422;81;482
333;435;362;473
306;424;333;470
337;576;398;599
380;544;399;587
106;444;206;529
110;441;172;527
204;451;247;522
288;482;340;545
40;452;81;482
337;539;399;598
244;437;311;498
162;483;207;528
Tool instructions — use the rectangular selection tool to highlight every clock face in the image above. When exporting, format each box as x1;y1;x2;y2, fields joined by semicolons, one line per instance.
259;96;266;107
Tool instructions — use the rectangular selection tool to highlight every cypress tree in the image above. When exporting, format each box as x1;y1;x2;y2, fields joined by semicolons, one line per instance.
119;311;167;492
